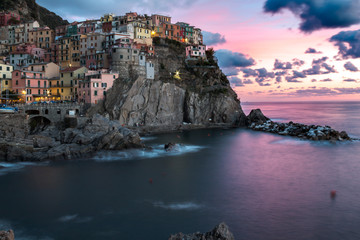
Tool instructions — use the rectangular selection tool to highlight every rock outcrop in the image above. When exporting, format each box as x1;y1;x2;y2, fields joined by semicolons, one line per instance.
0;0;68;29
247;109;353;141
169;222;234;240
0;114;143;161
89;39;247;133
0;230;14;240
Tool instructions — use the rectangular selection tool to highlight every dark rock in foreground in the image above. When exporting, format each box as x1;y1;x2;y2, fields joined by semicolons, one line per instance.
169;223;234;240
0;230;14;240
0;114;143;161
247;109;352;141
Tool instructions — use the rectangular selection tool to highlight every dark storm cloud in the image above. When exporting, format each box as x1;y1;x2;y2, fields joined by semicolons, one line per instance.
228;77;245;87
344;61;359;72
320;78;333;82
241;68;258;77
312;57;328;65
223;68;239;77
215;49;256;68
274;59;292;70
321;63;336;73
330;29;360;58
263;0;360;33
305;48;322;54
292;58;305;66
302;58;336;75
240;68;275;86
343;79;358;82
202;31;226;46
243;79;254;84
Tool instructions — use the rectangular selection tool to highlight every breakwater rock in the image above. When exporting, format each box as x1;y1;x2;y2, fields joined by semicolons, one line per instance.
247;109;352;141
0;114;143;161
0;230;14;240
169;222;234;240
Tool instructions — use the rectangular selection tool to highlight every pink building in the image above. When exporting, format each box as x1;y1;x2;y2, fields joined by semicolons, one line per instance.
185;45;207;59
31;48;45;61
78;70;119;104
0;12;20;26
12;70;49;103
151;14;171;26
15;44;36;54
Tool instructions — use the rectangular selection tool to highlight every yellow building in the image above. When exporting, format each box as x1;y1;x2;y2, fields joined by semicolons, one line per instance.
28;27;54;49
133;21;151;39
58;36;81;69
49;66;87;101
0;63;13;93
101;13;114;23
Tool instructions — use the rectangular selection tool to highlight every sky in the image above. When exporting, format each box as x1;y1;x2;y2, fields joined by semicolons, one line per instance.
37;0;360;102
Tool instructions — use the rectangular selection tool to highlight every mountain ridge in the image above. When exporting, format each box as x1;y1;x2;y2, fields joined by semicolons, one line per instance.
0;0;68;29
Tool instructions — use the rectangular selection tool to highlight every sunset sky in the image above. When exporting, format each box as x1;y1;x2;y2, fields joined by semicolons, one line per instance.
38;0;360;102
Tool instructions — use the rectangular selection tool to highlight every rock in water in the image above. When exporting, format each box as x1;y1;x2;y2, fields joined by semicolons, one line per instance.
0;230;14;240
168;222;235;240
247;109;269;125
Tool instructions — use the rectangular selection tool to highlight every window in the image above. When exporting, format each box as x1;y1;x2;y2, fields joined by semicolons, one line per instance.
16;80;18;85
6;67;9;71
61;73;63;78
5;80;8;85
61;89;63;93
38;81;40;87
27;80;30;86
70;73;73;77
94;90;97;96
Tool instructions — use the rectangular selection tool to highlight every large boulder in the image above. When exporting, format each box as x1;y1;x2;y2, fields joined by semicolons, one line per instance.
169;222;234;240
247;109;269;125
0;230;14;240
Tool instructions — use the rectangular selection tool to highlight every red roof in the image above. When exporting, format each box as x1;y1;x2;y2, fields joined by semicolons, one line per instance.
61;66;85;73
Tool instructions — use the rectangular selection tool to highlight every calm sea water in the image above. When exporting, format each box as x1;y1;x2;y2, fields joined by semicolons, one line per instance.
1;101;360;240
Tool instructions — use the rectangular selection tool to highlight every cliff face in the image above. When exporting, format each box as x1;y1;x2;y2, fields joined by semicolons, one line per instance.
0;0;68;29
90;39;247;130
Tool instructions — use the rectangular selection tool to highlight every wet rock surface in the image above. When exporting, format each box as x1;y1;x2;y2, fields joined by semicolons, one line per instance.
247;109;353;141
169;222;234;240
0;114;143;162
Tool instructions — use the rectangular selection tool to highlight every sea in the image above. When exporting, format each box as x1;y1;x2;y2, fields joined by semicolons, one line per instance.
0;101;360;240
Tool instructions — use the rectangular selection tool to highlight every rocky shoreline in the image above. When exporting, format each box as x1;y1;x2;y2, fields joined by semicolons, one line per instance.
0;114;143;162
0;223;235;240
247;109;355;142
169;222;234;240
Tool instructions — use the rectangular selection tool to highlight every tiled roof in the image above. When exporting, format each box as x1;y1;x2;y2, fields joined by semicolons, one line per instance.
61;66;85;72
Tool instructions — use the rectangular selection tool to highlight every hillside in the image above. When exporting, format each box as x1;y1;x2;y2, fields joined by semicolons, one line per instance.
0;0;68;29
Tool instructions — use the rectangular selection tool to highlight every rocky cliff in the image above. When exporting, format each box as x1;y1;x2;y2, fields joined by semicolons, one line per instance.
90;39;247;132
0;0;68;29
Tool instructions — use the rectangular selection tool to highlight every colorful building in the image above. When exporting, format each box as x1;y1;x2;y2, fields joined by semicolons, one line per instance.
0;63;13;95
0;12;20;27
185;45;207;59
58;35;81;69
12;70;49;103
49;66;87;101
78;70;118;104
151;14;171;26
